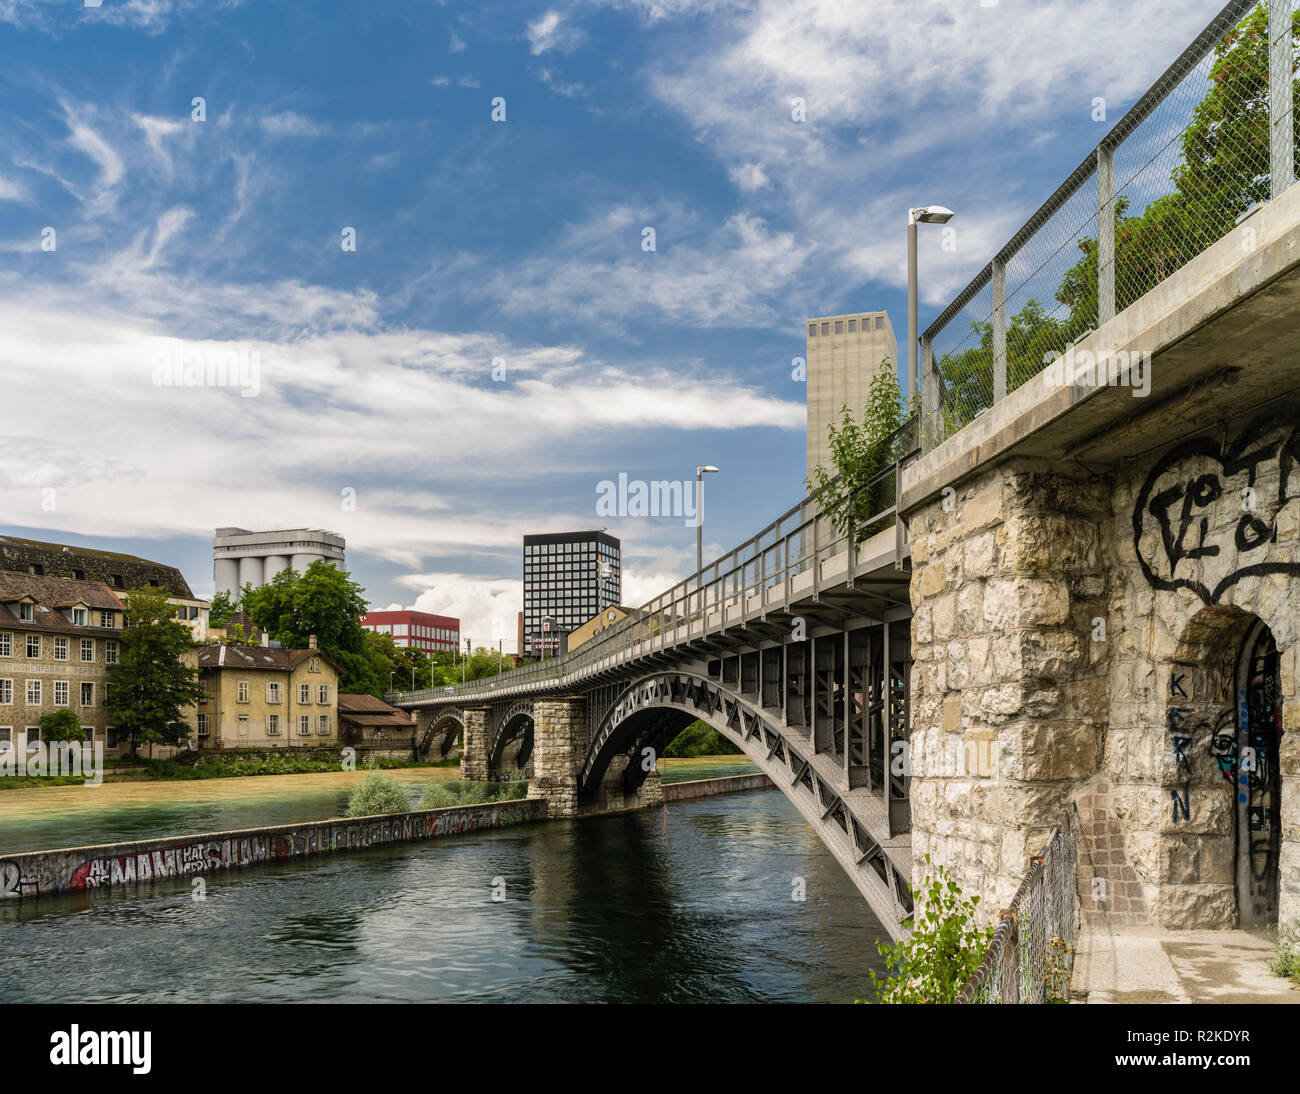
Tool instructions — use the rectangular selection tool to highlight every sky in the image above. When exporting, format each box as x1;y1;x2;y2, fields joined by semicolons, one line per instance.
0;0;1226;651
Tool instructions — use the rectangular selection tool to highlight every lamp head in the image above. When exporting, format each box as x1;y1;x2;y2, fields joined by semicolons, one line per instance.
698;465;720;474
911;205;955;225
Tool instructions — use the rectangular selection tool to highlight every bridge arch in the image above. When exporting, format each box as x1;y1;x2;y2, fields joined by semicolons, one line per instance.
579;671;913;938
489;700;535;775
417;708;465;760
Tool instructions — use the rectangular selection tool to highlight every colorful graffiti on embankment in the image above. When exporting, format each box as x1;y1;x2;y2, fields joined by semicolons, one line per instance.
0;799;545;902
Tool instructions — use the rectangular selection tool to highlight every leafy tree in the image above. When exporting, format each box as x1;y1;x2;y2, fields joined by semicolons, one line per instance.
344;757;413;816
208;589;235;628
105;586;208;756
241;562;375;693
663;720;741;757
39;708;86;743
806;364;913;542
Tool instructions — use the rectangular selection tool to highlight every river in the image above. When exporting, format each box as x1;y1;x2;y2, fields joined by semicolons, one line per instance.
0;761;889;1003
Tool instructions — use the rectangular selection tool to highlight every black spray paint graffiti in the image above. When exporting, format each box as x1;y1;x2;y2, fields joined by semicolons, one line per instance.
1165;668;1238;824
1134;419;1300;604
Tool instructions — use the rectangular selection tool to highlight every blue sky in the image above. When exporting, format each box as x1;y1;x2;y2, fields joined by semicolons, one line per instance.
0;0;1225;649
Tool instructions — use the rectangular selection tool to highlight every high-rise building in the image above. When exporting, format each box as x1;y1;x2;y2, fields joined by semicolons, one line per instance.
359;610;460;655
213;528;346;599
522;531;621;658
805;311;899;484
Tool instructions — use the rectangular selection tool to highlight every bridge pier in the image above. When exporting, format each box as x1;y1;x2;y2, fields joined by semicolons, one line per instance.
460;706;492;782
527;696;586;816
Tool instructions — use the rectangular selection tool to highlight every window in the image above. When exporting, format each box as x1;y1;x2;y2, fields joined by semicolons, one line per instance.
72;608;87;626
106;727;118;749
24;634;38;658
80;682;94;706
81;639;94;662
100;611;114;628
0;633;9;657
72;569;85;581
19;603;33;622
53;637;68;661
875;316;884;330
237;681;249;703
309;658;320;673
298;715;311;736
0;680;10;704
267;683;281;703
267;714;279;736
318;685;329;704
25;727;39;751
29;564;43;576
111;575;125;589
25;680;39;705
847;318;857;332
0;727;10;752
105;640;118;665
298;684;310;703
834;320;843;334
53;681;69;706
820;322;830;335
237;714;248;726
317;715;329;735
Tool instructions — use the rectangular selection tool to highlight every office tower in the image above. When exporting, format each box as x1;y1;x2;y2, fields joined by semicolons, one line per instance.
522;531;621;657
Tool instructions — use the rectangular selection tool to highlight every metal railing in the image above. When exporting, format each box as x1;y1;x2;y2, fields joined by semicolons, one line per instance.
956;810;1080;1004
392;418;921;707
922;0;1295;450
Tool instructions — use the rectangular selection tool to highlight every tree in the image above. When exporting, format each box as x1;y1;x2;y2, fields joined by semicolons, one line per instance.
806;365;912;543
208;589;235;629
241;562;374;693
39;708;86;743
105;586;207;756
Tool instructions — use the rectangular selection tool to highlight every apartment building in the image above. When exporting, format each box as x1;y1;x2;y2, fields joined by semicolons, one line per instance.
189;641;340;749
0;573;131;757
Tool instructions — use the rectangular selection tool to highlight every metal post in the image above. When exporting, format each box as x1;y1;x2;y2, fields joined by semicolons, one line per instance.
992;257;1007;402
920;334;937;452
999;911;1020;1004
1271;0;1295;198
1097;144;1115;323
696;467;703;575
907;219;918;405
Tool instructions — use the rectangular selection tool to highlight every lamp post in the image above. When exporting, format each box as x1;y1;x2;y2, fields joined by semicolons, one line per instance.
462;637;470;684
907;205;955;406
695;465;720;576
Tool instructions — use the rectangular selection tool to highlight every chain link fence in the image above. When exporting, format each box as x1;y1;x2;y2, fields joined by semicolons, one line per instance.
955;809;1080;1004
921;0;1296;451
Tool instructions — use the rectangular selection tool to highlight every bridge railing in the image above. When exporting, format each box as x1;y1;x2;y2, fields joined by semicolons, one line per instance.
955;809;1080;1004
922;0;1295;451
392;420;922;707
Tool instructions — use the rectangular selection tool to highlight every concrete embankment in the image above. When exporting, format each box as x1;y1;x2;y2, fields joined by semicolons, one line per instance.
0;771;772;903
0;798;546;903
662;773;773;801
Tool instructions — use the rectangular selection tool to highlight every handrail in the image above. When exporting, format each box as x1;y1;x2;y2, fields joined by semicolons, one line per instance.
391;423;921;707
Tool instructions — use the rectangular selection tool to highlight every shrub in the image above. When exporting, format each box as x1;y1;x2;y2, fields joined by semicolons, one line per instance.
663;720;740;757
345;768;412;817
1271;923;1300;986
864;857;994;1004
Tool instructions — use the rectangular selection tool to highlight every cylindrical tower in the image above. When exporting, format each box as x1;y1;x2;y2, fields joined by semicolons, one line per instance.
214;558;240;599
238;556;264;590
263;555;290;580
291;552;323;573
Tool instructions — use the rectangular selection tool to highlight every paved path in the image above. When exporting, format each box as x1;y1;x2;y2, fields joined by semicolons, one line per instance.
1074;926;1300;1003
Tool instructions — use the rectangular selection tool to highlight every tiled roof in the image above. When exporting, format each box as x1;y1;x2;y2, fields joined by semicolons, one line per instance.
194;644;339;673
0;574;125;636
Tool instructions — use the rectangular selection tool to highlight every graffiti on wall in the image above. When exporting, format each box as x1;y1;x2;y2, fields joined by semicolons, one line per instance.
1133;419;1300;603
1164;667;1239;824
0;802;537;902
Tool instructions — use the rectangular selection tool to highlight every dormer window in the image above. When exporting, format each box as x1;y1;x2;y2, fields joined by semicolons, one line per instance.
73;609;87;626
99;611;114;628
19;603;33;622
72;569;85;581
29;565;43;576
111;575;125;589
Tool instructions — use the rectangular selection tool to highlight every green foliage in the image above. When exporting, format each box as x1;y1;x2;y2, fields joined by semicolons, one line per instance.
805;365;912;542
428;646;513;687
864;857;994;1004
208;589;235;628
38;708;87;743
105;586;208;754
663;720;741;757
418;775;529;809
345;762;413;817
1271;923;1300;986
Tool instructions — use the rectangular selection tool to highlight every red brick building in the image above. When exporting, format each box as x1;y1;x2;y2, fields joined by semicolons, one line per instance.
360;610;459;655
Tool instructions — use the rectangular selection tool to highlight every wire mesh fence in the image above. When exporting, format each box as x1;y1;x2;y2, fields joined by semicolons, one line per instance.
956;810;1080;1004
922;0;1296;451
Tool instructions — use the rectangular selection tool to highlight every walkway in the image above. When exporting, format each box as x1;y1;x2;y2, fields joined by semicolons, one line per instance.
1074;927;1300;1003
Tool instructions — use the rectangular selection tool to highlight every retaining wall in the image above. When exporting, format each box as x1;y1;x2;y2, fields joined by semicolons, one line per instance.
0;798;545;903
662;773;773;801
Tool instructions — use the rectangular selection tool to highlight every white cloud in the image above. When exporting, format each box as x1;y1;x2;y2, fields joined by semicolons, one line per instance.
448;27;466;53
527;9;586;55
0;175;26;202
399;574;523;653
258;111;324;138
728;162;769;192
538;68;585;98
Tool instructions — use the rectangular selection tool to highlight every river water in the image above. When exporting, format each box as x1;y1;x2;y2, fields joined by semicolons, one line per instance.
0;762;889;1003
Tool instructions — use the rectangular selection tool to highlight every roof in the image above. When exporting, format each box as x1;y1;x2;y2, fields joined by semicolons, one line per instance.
341;712;414;728
0;574;126;636
0;536;195;598
337;693;413;727
194;644;340;673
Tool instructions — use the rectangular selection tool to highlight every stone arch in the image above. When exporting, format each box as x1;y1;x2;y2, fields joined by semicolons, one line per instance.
416;708;464;760
489;700;535;776
578;672;914;940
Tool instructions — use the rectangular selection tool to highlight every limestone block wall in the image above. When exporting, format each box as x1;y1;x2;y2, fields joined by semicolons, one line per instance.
527;697;587;817
460;707;491;782
908;460;1113;917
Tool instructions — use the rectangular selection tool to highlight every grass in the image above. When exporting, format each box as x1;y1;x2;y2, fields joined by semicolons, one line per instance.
0;753;437;787
1270;924;1300;986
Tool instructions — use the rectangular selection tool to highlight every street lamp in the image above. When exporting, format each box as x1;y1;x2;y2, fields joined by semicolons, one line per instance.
696;465;720;576
907;205;955;407
462;637;470;684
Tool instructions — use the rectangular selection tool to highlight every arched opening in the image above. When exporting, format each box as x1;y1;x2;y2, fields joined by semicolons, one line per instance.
490;713;534;777
1236;620;1283;928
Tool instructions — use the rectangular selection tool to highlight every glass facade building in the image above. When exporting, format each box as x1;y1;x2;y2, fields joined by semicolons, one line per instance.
522;531;621;657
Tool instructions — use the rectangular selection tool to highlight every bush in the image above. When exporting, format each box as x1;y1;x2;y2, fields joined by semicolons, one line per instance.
864;857;994;1004
663;720;740;758
345;768;412;817
419;776;530;810
1271;924;1300;986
